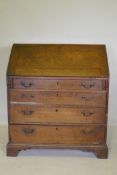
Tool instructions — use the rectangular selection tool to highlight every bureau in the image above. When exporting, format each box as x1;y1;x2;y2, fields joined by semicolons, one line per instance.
7;44;109;158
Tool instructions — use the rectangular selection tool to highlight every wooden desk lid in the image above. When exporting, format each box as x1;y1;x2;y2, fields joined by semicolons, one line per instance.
7;44;109;77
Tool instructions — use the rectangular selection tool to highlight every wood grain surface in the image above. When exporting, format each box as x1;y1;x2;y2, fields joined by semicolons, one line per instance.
9;124;106;145
9;104;107;124
7;44;109;77
7;44;109;158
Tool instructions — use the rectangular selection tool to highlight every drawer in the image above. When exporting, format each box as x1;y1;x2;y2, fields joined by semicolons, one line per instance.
8;77;105;91
9;125;106;145
9;90;107;107
9;104;107;124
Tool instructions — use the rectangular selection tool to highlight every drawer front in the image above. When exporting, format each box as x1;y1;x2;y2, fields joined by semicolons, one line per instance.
9;90;107;107
9;125;106;145
8;78;105;91
9;104;107;124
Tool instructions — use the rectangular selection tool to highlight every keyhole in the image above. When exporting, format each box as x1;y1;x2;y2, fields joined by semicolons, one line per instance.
56;127;58;130
56;93;59;96
31;95;34;98
56;109;58;112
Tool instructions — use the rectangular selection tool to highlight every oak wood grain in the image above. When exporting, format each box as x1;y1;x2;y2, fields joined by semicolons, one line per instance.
7;44;109;158
9;89;107;107
9;104;107;124
8;77;105;90
7;44;109;77
9;124;106;145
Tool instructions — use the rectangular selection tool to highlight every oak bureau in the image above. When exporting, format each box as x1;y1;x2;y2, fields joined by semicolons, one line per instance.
7;44;109;158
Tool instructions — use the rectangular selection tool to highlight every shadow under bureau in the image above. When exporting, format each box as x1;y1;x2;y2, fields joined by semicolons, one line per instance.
7;44;109;158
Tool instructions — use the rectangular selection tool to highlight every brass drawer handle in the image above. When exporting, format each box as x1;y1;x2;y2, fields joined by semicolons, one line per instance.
81;83;95;89
21;110;34;115
56;93;59;96
81;96;94;101
81;111;95;117
21;81;33;88
23;128;35;134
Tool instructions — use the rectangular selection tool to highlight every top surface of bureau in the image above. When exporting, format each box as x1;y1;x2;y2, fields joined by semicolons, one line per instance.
7;44;109;77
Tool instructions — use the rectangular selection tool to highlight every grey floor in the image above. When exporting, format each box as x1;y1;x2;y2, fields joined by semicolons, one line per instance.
0;125;117;175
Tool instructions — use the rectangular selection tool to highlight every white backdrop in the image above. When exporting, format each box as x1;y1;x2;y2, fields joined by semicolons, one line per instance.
0;0;117;124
